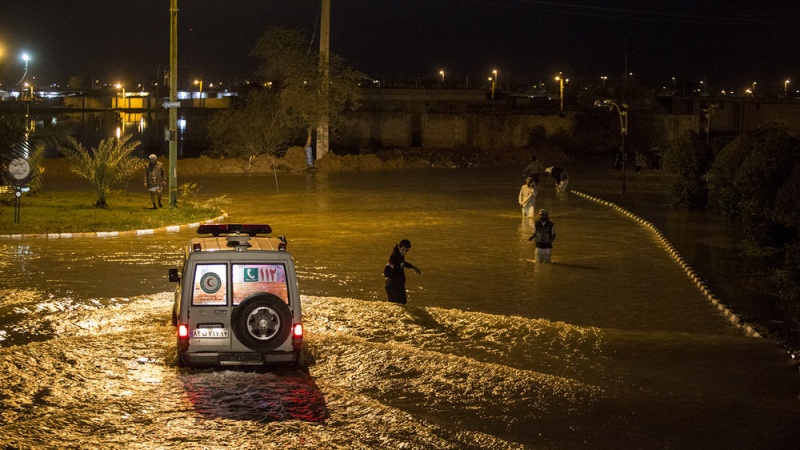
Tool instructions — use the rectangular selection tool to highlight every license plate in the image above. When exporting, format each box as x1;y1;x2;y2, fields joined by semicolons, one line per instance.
190;328;229;338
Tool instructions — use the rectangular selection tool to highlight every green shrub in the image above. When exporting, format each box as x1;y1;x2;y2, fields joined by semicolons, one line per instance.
663;131;712;209
709;123;800;248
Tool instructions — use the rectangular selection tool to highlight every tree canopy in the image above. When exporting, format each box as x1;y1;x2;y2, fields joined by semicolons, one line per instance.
208;27;366;160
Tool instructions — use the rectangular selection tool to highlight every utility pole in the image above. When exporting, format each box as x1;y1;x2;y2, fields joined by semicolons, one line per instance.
316;0;330;160
168;0;178;207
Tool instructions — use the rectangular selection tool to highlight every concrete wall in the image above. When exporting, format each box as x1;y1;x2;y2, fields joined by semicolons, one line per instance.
655;114;695;143
191;97;231;109
666;96;800;136
63;96;110;109
422;115;469;148
337;112;412;149
338;111;573;151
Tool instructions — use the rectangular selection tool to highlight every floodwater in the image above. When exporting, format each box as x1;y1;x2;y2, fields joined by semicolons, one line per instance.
1;166;799;449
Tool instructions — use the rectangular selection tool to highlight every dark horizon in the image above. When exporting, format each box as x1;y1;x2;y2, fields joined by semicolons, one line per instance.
2;1;800;95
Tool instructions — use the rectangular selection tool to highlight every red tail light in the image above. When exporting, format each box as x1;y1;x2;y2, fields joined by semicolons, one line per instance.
178;324;189;338
293;323;303;338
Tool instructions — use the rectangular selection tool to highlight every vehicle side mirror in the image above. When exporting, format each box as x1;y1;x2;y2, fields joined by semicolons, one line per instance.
168;268;180;282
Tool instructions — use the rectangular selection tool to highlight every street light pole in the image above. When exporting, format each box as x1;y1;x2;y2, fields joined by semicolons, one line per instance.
194;78;203;106
168;0;179;208
491;69;498;100
555;73;568;112
20;53;31;100
607;101;628;193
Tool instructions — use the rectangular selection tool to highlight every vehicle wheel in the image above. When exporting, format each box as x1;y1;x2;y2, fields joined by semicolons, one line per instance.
231;293;292;352
177;351;187;368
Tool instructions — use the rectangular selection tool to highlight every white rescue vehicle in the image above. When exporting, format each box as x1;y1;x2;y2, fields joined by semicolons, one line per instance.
168;224;303;367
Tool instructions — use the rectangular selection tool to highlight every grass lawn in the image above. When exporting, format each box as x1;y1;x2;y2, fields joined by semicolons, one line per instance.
0;190;224;235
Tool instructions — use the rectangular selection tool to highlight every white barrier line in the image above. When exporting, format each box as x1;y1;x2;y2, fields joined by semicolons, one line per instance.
572;190;762;339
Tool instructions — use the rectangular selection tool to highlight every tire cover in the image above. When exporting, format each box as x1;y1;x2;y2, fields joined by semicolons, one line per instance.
232;293;292;352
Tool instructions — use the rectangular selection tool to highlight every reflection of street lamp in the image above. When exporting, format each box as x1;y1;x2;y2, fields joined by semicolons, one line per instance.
555;73;568;112
601;100;629;193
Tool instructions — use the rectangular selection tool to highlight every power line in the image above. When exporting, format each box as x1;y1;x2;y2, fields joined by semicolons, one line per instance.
449;0;800;25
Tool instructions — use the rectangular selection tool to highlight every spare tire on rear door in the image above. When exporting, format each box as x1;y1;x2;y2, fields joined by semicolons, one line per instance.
231;293;292;352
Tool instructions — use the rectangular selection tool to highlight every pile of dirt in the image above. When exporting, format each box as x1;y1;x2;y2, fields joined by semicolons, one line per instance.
41;144;570;179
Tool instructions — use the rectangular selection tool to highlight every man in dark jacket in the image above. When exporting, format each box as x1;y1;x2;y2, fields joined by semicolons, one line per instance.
522;155;545;184
384;239;422;304
528;209;556;263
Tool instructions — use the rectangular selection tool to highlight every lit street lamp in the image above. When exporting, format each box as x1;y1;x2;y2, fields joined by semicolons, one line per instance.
20;52;31;99
115;82;126;109
439;70;445;83
785;79;790;97
491;69;498;100
194;78;204;107
555;73;568;112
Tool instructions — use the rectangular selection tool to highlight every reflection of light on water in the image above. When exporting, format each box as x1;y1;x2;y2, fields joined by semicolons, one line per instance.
1;292;799;449
181;370;329;423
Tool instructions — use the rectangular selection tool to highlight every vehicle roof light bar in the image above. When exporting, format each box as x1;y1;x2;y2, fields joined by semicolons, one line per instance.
197;223;273;237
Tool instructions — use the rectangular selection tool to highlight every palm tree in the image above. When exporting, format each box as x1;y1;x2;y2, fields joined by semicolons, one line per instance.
60;134;144;208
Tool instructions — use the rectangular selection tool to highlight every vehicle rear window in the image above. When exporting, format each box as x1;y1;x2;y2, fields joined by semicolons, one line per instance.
191;264;228;306
232;264;289;305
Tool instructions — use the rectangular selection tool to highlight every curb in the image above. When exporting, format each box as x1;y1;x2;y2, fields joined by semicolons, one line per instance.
0;213;228;239
571;190;762;339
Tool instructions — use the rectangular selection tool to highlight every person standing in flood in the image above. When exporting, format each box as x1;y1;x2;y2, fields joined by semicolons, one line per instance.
528;209;556;263
384;239;422;304
518;177;538;217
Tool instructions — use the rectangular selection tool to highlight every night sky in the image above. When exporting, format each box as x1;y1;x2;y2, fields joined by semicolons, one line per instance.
2;0;800;94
